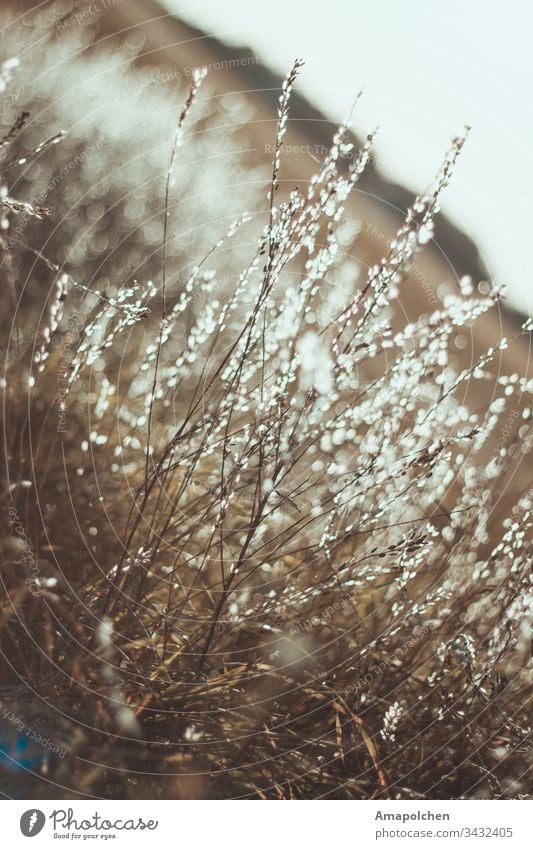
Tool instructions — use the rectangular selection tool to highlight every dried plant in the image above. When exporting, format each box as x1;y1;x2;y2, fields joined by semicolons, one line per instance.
0;41;531;801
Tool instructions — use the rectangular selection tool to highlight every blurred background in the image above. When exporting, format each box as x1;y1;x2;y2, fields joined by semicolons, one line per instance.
167;0;533;316
1;0;531;800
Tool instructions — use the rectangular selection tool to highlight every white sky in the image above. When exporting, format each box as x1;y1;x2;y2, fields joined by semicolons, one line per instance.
165;0;532;314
